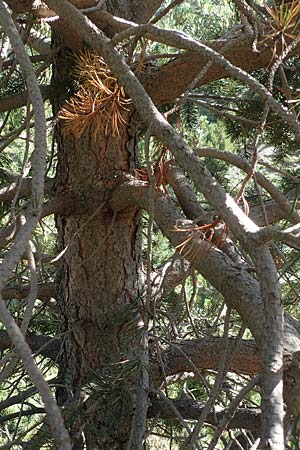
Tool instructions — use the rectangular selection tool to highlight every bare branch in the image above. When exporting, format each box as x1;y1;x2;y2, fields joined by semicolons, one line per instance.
250;189;300;226
150;0;185;24
0;330;61;360
0;177;54;202
158;337;261;380
148;401;261;432
194;147;300;225
1;282;56;301
254;223;300;250
207;375;261;449
0;85;52;113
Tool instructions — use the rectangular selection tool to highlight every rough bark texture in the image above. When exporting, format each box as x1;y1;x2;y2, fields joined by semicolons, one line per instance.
159;338;261;379
250;247;284;450
6;0;300;447
52;40;141;449
148;401;261;432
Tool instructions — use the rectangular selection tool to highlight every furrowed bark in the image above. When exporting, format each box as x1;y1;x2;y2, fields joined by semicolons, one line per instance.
51;32;143;447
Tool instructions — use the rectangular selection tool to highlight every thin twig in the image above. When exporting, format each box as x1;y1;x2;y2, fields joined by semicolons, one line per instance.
179;307;232;450
150;0;185;25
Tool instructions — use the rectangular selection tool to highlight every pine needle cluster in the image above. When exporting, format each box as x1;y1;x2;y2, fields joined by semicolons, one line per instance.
264;0;300;55
58;51;132;139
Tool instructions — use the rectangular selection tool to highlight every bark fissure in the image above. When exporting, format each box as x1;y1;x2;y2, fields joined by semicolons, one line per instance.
51;39;144;447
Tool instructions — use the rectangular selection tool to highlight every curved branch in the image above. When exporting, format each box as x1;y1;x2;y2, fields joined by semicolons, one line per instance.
250;189;300;226
195;147;300;225
92;12;300;106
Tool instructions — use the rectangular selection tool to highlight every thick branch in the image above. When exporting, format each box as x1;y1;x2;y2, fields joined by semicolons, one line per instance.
250;189;300;226
0;85;52;113
0;330;60;361
0;177;54;202
165;161;254;270
2;282;56;301
110;178;300;354
148;400;261;432
111;179;300;419
157;337;261;379
151;254;192;302
91;12;300;105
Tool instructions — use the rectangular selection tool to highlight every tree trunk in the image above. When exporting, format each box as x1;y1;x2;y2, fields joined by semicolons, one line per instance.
52;42;142;450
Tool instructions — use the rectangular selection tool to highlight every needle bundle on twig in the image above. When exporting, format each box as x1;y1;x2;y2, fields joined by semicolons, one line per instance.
59;51;132;139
